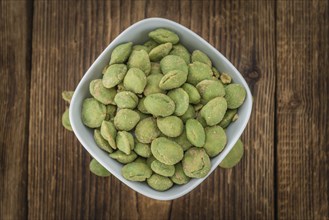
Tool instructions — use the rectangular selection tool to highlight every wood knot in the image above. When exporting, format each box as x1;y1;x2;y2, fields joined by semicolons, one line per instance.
289;99;301;109
242;66;261;93
247;70;260;80
278;93;303;111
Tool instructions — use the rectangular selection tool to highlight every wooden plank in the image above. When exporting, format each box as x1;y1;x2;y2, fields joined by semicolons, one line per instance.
276;0;329;219
0;1;32;220
28;1;138;219
169;1;276;219
28;0;178;219
135;0;179;219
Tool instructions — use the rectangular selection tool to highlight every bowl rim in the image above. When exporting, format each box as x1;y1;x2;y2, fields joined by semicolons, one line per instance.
70;17;253;200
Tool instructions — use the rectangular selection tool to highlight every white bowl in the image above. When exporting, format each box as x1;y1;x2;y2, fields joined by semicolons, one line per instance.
70;17;252;200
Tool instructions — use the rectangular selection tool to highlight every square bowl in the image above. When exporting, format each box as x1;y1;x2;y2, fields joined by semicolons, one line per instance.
70;17;252;200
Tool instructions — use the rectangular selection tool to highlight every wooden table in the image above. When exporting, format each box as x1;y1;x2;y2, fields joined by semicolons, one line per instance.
1;1;328;219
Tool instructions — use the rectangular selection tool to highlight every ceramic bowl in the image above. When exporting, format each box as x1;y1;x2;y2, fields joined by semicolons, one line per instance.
70;17;252;200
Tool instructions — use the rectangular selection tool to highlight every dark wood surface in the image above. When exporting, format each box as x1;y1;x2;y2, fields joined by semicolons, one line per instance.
276;1;329;219
0;0;328;219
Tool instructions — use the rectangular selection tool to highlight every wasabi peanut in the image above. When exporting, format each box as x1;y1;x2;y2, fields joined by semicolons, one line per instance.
147;174;173;191
181;83;201;104
135;117;161;144
114;109;140;131
62;91;74;103
151;160;175;177
102;64;128;88
187;61;213;85
81;98;106;128
169;44;191;64
114;91;139;109
144;93;175;117
156;116;184;138
149;43;172;62
100;120;117;149
191;50;212;66
110;42;133;65
122;162;152;181
143;73;164;96
127;50;151;75
94;129;113;153
123;68;147;94
159;70;187;90
171;163;190;184
182;147;211;178
62;108;72;131
149;28;179;44
225;84;246;109
167;88;189;116
219;139;244;168
160;55;188;74
196;79;225;104
89;159;111;177
90;79;117;105
151;137;184;165
204;126;227;157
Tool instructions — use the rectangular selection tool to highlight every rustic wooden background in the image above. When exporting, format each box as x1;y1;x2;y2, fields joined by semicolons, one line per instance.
1;0;328;219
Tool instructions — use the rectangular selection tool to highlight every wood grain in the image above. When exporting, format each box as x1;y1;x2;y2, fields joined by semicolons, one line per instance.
0;0;327;219
276;0;329;219
168;1;276;219
0;1;32;220
29;1;125;219
27;0;276;219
